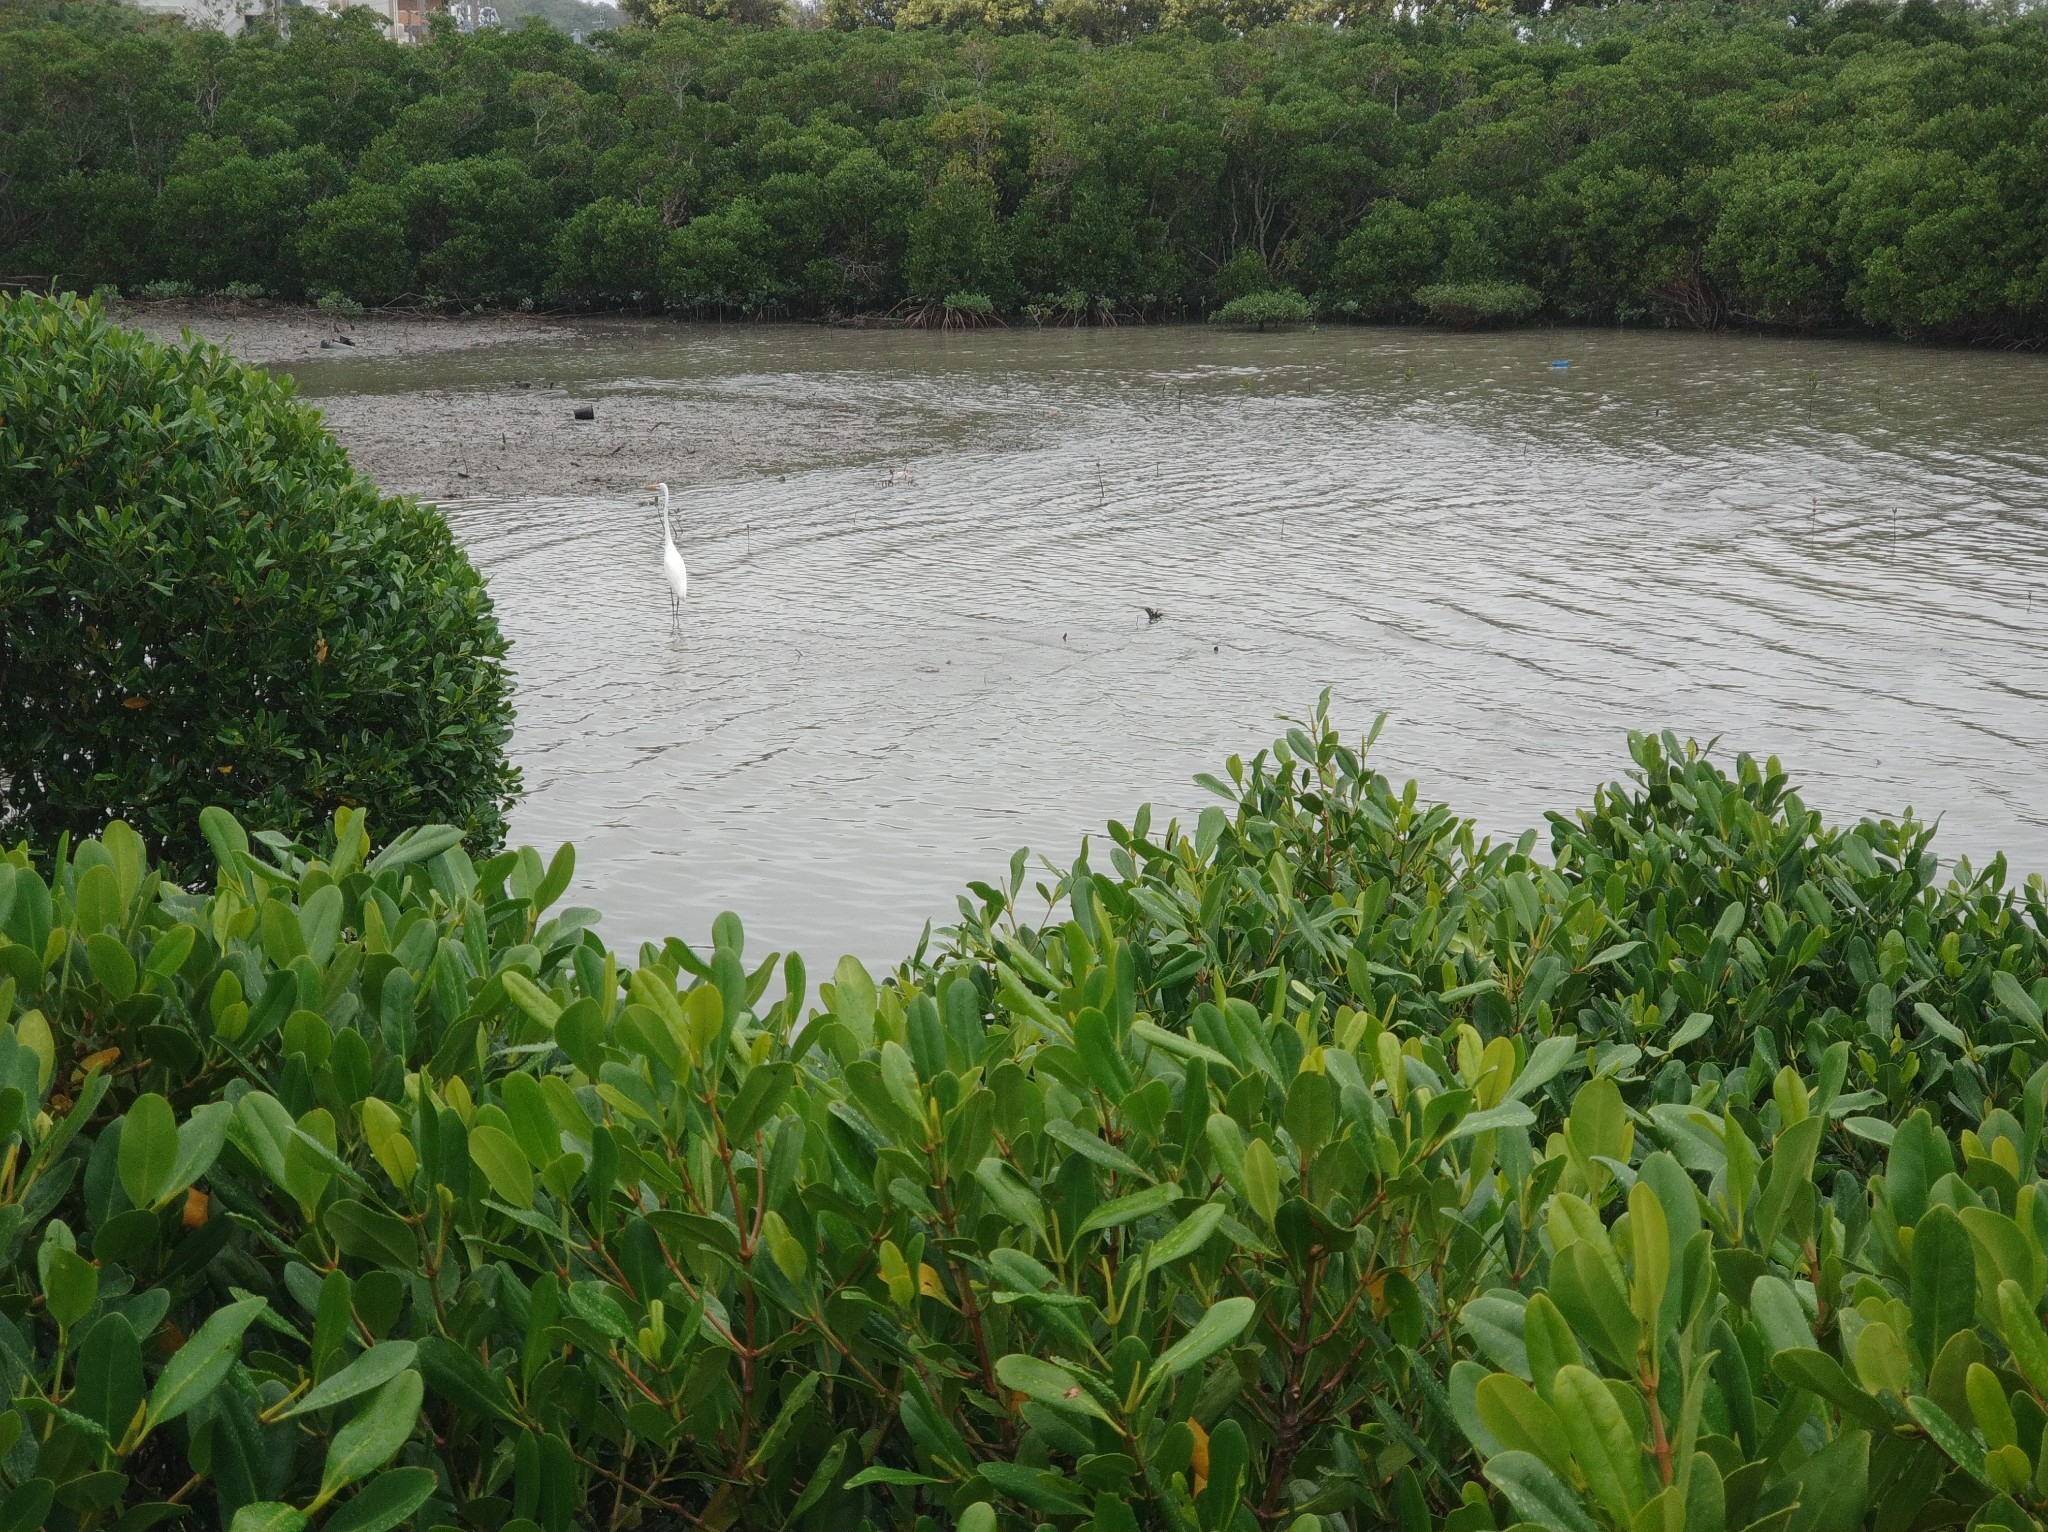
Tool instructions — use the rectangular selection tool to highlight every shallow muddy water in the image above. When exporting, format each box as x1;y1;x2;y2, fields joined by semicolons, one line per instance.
281;322;2048;965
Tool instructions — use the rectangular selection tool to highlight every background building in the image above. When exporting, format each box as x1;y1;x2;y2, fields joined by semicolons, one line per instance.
124;0;447;40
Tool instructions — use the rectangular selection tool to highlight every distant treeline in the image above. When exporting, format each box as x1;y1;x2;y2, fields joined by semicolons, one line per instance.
2;0;2045;339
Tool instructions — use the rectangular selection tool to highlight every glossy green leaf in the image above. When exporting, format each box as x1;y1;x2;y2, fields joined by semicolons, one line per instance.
1075;1181;1180;1239
72;1313;142;1442
283;1341;418;1419
228;1506;307;1532
1554;1363;1644;1520
1475;1372;1572;1477
994;1354;1112;1423
318;1369;423;1496
470;1124;535;1209
43;1246;98;1330
118;1093;178;1210
1241;1137;1281;1227
1911;1204;1976;1368
1485;1451;1603;1532
145;1296;267;1431
320;1468;439;1532
1153;1296;1256;1382
1143;1201;1227;1270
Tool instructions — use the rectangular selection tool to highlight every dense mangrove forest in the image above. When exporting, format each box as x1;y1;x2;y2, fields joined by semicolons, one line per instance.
2;0;2045;338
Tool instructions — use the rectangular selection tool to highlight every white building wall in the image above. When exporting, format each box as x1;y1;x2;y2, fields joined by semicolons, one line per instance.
125;0;403;37
127;0;267;34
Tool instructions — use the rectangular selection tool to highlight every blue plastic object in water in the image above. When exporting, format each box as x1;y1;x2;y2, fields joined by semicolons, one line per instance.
1549;360;1571;369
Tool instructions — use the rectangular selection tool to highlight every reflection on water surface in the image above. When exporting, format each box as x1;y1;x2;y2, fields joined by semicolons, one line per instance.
288;324;2048;962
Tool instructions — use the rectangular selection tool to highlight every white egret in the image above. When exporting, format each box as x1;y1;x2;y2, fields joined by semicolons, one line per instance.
648;482;687;627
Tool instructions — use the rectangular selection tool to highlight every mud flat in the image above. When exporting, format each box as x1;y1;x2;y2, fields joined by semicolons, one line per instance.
126;300;559;369
124;303;951;502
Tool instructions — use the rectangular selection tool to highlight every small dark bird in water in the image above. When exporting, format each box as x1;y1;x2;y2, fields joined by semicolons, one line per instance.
1141;606;1164;624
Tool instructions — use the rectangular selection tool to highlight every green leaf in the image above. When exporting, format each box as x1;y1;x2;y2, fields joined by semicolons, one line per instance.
1449;1101;1538;1140
500;970;561;1029
469;1125;534;1210
318;1369;423;1497
146;1297;267;1432
1076;1182;1181;1239
1475;1373;1572;1477
200;807;251;883
228;1506;307;1532
1851;1319;1912;1398
365;824;465;875
790;1435;850;1520
1991;971;2043;1032
1523;1293;1583;1400
1748;1275;1813;1356
1506;1035;1582;1104
118;1093;179;1210
1770;1349;1889;1427
1754;1114;1823;1254
43;1246;98;1330
1777;1428;1870;1532
72;1313;143;1442
723;1060;795;1145
86;932;136;1000
974;1157;1048;1243
1283;1070;1336;1156
982;1460;1090;1515
1997;1280;2048;1397
1485;1451;1602;1532
1460;1292;1530;1377
1967;1363;2016;1449
1131;1019;1232;1071
1906;1395;1992;1487
993;1355;1112;1423
320;1467;439;1532
1143;1202;1227;1270
1044;1118;1146;1178
1152;1296;1256;1382
144;921;196;979
1911;1204;1976;1368
1550;1239;1640;1370
1629;1180;1670;1344
283;1341;418;1419
843;1467;947;1489
1554;1363;1644;1520
1884;1111;1949;1226
1959;1208;2039;1305
746;1370;821;1472
415;1335;519;1422
324;1201;422;1273
1241;1138;1282;1227
162;1101;232;1207
1074;1007;1135;1100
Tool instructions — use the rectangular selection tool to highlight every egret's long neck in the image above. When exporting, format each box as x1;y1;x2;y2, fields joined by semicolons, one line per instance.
661;500;674;550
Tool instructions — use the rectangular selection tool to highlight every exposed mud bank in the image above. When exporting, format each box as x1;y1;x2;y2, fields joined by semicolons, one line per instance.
124;303;952;501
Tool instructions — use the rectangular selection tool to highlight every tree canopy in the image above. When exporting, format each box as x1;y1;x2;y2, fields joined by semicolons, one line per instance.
2;0;2043;337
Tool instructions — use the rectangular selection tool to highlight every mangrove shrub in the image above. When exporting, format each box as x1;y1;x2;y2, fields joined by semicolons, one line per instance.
4;701;2048;1530
0;293;519;873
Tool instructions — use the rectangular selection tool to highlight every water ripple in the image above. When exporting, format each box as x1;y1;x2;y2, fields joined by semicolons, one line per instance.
309;323;2048;962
